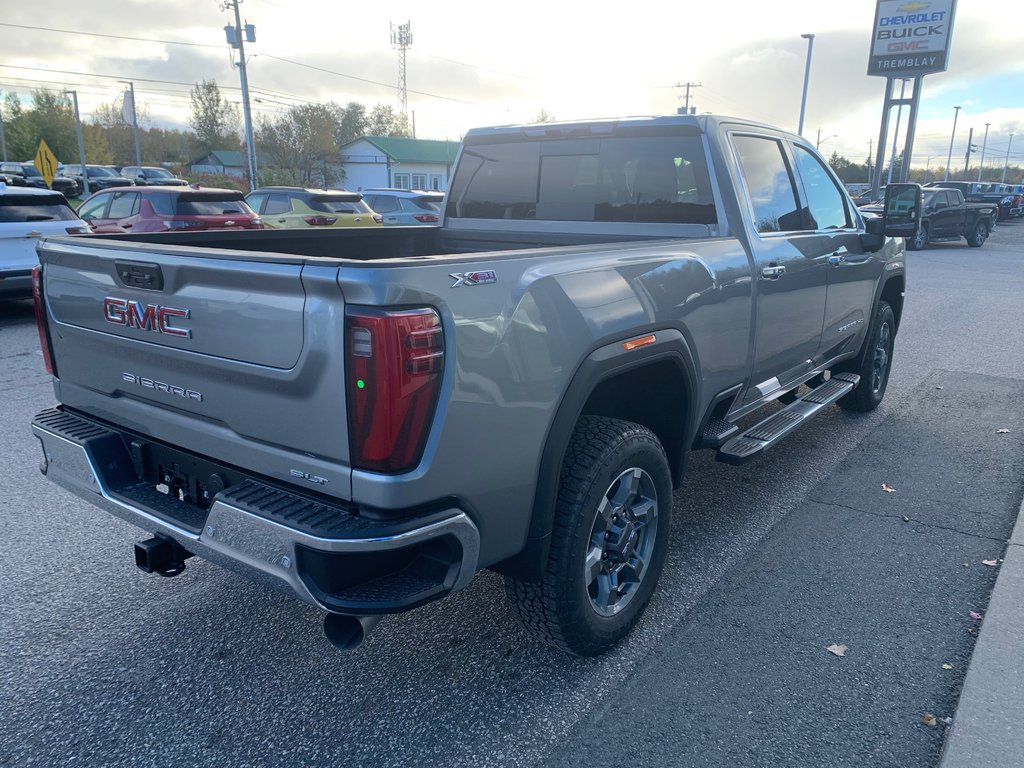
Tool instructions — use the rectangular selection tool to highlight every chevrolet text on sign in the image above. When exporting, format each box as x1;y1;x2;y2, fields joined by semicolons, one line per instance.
867;0;957;77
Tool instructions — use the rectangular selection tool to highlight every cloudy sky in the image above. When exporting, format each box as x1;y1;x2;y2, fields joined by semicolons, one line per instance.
2;0;1022;171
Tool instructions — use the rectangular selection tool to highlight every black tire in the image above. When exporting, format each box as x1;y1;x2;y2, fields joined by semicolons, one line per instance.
907;223;928;251
837;300;895;413
967;220;988;248
504;416;673;656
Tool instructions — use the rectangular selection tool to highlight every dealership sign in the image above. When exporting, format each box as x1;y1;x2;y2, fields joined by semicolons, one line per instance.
867;0;957;77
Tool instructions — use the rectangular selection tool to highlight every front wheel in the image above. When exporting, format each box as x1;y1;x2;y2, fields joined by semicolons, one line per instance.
837;300;896;413
505;416;673;656
907;224;929;251
967;221;988;248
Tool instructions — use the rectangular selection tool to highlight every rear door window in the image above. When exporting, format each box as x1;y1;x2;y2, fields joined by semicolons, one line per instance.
107;192;140;220
263;194;291;215
731;135;802;233
368;195;399;213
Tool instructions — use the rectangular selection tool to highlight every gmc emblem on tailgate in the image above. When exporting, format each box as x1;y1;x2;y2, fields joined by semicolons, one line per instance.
103;297;192;338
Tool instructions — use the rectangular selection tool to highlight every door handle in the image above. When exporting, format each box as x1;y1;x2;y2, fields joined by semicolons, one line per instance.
278;219;287;223
761;264;786;280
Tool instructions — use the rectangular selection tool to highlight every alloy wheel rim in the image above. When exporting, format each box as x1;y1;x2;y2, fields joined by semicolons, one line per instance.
584;467;658;617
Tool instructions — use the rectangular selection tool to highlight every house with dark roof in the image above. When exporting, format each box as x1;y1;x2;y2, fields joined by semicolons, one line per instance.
338;136;460;191
190;150;248;177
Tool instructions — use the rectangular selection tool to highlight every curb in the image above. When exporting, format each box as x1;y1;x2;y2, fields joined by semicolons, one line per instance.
938;492;1024;767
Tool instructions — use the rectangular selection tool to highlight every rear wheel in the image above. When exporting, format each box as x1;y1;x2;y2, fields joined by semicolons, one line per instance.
968;221;988;248
837;300;895;413
504;416;672;656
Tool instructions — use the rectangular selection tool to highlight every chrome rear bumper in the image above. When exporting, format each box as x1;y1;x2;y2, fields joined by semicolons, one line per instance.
32;408;480;614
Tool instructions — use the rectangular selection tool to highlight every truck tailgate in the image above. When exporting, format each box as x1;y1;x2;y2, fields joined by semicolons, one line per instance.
37;238;353;499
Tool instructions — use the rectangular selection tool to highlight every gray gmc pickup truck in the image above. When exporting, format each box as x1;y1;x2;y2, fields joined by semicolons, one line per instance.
31;116;921;656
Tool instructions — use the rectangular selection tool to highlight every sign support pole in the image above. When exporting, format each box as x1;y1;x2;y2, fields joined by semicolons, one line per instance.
899;77;923;183
871;78;893;200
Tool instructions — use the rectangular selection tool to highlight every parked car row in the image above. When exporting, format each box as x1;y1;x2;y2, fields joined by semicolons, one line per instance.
923;181;1022;221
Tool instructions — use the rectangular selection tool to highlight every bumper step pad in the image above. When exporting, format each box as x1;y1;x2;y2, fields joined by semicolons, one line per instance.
716;373;859;465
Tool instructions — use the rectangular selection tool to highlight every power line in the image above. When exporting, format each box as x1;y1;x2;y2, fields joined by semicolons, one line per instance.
256;54;492;107
0;22;223;49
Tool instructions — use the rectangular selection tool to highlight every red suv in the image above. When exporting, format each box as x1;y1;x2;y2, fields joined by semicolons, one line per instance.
77;186;262;233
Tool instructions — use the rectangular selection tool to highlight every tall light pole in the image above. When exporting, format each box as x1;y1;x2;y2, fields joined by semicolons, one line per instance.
64;90;89;196
886;78;909;185
0;91;7;161
119;80;142;170
797;33;815;136
976;122;990;182
222;0;257;190
943;105;961;181
1002;133;1015;184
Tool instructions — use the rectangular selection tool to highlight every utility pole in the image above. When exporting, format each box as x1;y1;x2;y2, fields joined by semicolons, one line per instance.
1002;133;1015;184
976;122;990;182
867;139;873;183
943;105;961;181
391;21;413;126
65;90;89;196
963;126;974;179
0;91;7;161
222;0;257;190
673;81;702;114
798;33;814;135
119;80;142;169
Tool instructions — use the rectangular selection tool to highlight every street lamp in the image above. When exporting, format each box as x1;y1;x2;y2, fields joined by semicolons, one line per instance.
797;33;815;136
815;130;837;150
976;122;990;182
63;90;89;196
943;105;961;182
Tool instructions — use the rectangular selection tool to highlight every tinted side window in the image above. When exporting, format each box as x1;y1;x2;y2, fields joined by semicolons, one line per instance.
77;194;110;220
731;135;802;233
264;194;291;215
792;145;850;229
369;195;399;213
108;192;139;220
246;193;267;214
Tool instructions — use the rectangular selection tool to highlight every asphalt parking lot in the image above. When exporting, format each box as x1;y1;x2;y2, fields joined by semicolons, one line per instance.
1;221;1022;768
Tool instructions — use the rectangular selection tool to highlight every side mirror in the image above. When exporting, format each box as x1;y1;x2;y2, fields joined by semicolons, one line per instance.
882;183;923;238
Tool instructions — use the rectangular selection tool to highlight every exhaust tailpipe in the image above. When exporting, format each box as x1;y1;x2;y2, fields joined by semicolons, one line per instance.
323;614;383;652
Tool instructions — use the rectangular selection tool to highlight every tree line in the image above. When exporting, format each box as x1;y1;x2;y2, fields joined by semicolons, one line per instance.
2;80;411;187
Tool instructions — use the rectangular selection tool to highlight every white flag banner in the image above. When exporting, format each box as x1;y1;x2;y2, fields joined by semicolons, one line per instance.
122;90;137;128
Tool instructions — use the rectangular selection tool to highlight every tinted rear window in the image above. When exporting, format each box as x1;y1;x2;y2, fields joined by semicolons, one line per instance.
309;195;372;214
0;196;78;222
148;192;250;216
446;134;716;225
411;196;442;211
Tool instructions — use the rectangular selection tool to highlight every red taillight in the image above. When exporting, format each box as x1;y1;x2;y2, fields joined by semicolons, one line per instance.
346;307;444;473
413;214;439;223
65;225;93;234
32;266;56;376
303;215;337;226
